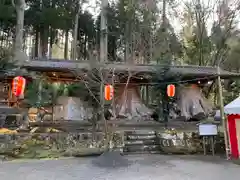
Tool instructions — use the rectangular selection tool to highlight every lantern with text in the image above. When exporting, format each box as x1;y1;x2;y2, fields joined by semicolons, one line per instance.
104;85;114;101
12;76;26;98
167;84;175;97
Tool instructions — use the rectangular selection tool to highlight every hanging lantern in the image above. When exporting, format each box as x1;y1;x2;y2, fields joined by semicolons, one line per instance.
167;84;175;97
12;76;26;97
104;84;114;101
191;84;198;89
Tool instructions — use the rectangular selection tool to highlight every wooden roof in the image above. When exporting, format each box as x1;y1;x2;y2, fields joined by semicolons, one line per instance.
0;58;238;82
22;58;240;79
162;65;240;79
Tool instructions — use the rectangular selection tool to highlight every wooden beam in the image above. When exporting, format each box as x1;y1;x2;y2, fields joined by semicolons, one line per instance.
24;60;156;73
23;60;240;78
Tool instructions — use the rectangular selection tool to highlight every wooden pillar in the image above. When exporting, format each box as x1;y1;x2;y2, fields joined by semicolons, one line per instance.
8;83;12;106
146;85;149;105
38;80;43;105
162;85;169;124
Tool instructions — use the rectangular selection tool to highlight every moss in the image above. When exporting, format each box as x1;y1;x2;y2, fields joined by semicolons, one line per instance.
0;132;124;160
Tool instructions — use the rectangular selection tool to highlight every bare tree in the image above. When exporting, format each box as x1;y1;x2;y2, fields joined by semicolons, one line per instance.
181;0;240;66
69;53;150;150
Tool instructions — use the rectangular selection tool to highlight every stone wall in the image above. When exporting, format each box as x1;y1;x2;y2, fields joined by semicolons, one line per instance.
0;130;225;160
157;130;225;154
0;132;124;159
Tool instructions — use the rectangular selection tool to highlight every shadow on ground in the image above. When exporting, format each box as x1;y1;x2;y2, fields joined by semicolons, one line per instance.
92;151;133;168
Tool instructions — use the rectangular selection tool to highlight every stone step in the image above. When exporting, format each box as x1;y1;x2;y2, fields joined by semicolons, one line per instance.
123;130;162;154
124;139;159;146
125;135;157;140
123;145;160;152
123;151;161;155
125;130;156;135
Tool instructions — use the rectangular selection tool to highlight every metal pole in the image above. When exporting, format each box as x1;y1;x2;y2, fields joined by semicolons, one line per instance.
217;66;230;159
211;136;215;156
203;136;206;155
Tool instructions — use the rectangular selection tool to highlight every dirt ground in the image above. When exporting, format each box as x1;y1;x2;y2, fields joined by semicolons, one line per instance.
0;155;239;180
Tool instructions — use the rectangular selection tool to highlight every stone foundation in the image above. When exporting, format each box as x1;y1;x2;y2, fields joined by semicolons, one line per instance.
0;132;124;159
0;130;225;159
124;129;225;154
157;130;225;154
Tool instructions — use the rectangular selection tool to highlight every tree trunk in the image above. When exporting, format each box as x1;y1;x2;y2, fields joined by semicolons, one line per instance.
100;0;108;63
34;27;39;58
49;27;54;58
13;0;25;58
73;3;81;60
124;15;131;63
84;35;87;60
40;26;49;58
64;30;69;59
0;27;3;48
23;30;26;52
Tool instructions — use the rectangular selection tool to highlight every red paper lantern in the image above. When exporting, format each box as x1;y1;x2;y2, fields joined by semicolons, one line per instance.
167;84;175;97
12;76;26;97
104;85;114;100
191;84;198;88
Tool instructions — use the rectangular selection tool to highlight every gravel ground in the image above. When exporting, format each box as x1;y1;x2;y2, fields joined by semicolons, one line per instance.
0;155;239;180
